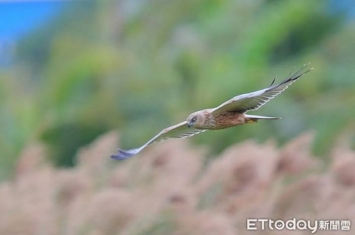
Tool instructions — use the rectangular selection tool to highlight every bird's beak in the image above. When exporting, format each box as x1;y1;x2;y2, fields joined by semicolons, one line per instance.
187;122;192;128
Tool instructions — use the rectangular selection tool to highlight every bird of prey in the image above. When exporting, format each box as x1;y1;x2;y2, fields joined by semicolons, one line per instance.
112;64;313;160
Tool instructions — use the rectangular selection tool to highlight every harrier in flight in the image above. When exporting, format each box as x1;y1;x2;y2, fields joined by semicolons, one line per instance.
112;64;313;160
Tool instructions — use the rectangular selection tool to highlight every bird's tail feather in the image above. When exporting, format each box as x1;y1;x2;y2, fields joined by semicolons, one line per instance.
245;114;281;121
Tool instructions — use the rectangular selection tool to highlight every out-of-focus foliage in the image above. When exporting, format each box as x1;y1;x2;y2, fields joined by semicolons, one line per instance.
0;0;355;178
0;131;354;234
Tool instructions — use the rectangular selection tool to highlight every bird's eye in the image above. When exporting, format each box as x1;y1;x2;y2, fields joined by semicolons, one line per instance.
191;116;197;122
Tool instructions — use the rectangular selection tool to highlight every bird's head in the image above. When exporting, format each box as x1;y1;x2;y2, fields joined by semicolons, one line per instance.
186;111;205;128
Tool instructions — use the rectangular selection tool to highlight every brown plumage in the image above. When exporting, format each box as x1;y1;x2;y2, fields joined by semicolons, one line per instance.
112;64;313;160
191;111;249;130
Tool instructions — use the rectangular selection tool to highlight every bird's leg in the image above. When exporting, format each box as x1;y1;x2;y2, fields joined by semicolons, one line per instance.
245;117;258;124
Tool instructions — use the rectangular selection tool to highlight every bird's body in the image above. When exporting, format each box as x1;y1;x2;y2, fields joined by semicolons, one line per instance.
207;110;246;129
190;110;263;130
112;64;313;160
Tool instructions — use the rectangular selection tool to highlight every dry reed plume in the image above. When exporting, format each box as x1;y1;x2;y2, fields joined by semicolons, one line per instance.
0;131;354;235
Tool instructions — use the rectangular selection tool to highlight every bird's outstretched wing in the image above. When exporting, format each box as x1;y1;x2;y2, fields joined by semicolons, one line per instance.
111;121;206;160
212;64;313;114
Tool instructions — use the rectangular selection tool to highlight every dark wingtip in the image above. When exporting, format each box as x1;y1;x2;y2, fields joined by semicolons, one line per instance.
270;77;276;86
279;63;313;86
110;149;136;160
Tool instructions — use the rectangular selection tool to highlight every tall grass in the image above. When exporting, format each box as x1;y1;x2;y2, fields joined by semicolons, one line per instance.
0;131;354;234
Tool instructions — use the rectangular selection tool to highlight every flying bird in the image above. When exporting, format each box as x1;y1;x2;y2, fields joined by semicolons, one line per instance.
112;64;313;160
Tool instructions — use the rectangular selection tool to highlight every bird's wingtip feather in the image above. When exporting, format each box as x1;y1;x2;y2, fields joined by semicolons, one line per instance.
111;149;137;160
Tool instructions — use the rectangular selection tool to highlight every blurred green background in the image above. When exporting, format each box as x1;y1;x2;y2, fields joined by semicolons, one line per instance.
1;0;354;180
